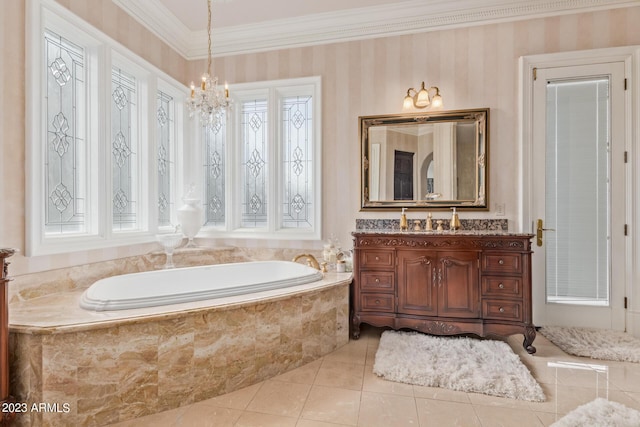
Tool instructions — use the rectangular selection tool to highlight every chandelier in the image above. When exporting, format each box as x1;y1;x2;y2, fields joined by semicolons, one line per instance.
186;0;231;128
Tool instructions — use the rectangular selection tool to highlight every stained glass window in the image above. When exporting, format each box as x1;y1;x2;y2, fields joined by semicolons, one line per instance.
282;95;313;229
203;117;226;226
241;100;269;228
157;91;174;227
44;30;87;234
111;67;138;231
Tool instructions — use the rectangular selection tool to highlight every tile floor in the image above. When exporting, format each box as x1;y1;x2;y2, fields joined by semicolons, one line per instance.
110;325;640;426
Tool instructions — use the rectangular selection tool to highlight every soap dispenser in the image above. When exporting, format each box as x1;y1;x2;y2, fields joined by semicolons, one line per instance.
450;207;461;231
400;208;408;231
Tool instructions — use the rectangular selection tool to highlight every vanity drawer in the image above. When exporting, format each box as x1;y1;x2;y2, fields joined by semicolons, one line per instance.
360;271;395;292
481;254;522;274
481;277;522;298
360;293;395;312
359;250;395;269
482;300;523;321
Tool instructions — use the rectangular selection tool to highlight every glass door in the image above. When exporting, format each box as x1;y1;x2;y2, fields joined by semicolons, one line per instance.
531;63;626;330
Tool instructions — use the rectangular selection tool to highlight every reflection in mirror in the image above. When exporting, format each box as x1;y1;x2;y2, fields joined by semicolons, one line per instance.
361;109;488;210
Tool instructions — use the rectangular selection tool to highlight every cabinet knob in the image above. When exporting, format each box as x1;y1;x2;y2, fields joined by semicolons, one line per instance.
375;278;380;283
498;259;504;265
499;283;504;289
375;299;381;305
375;256;380;261
499;307;505;313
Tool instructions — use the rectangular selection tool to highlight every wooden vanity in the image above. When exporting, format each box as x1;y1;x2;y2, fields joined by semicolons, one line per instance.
351;231;537;353
1;249;16;426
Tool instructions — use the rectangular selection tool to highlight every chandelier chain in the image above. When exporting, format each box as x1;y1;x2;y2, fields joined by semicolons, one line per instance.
207;0;212;75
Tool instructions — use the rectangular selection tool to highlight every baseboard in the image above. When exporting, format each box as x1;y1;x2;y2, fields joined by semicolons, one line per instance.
627;310;640;338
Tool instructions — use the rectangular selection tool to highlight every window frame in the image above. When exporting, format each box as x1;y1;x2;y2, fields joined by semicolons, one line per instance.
26;0;186;256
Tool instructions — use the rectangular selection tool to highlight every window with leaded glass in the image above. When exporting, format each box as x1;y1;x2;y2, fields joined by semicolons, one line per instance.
28;0;186;255
200;77;321;239
282;95;314;229
241;99;269;228
157;90;175;228
111;67;139;231
44;29;87;235
203;117;226;226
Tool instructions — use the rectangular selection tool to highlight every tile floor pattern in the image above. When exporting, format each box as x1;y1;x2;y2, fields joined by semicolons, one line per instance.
110;326;640;426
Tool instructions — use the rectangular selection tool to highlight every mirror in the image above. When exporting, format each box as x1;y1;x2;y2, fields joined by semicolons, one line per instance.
360;108;489;210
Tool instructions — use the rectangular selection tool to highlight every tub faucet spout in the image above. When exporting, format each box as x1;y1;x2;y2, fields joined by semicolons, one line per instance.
292;254;321;270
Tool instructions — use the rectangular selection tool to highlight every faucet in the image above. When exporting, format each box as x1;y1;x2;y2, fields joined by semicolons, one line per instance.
292;253;321;270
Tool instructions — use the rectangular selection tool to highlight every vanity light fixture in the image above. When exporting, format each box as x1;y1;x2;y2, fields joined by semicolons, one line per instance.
402;82;443;110
186;0;231;128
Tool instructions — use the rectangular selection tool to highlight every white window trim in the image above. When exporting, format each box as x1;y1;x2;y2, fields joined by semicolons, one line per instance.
26;0;186;256
197;76;322;240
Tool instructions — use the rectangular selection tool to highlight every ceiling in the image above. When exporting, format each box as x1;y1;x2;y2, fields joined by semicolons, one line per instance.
156;0;408;30
112;0;637;59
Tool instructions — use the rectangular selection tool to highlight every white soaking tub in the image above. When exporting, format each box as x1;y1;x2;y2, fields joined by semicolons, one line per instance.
80;260;324;311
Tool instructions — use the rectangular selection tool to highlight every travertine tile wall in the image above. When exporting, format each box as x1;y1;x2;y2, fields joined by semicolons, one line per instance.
2;2;640;274
10;281;349;426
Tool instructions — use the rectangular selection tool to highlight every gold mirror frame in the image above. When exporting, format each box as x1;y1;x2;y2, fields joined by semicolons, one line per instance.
360;108;489;211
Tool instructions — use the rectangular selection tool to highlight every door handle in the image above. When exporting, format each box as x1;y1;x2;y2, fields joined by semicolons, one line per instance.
536;219;555;247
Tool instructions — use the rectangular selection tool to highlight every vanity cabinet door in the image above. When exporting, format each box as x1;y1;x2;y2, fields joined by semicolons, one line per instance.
438;251;480;318
397;250;438;316
397;250;480;318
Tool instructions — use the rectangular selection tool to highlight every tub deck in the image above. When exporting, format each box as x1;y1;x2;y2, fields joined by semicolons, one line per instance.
10;271;349;332
9;271;352;426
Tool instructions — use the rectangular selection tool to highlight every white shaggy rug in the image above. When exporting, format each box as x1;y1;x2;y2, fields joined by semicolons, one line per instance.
551;398;640;427
541;326;640;363
373;331;545;401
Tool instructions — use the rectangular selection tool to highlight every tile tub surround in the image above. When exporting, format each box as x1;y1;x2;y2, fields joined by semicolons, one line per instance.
356;218;508;232
8;249;350;426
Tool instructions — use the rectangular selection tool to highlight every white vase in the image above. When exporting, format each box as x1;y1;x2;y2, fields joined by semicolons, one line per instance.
177;198;203;248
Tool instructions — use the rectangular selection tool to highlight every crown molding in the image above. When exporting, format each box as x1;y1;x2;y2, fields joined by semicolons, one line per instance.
113;0;639;59
112;0;193;55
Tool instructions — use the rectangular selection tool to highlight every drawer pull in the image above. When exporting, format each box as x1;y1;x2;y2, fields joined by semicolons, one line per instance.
375;278;380;283
375;256;380;261
499;307;505;313
375;299;381;305
498;259;504;265
499;283;504;289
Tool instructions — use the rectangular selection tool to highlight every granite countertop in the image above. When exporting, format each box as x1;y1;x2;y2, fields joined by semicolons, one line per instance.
352;229;533;236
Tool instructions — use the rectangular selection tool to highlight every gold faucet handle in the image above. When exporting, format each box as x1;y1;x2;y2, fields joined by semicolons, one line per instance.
320;262;328;273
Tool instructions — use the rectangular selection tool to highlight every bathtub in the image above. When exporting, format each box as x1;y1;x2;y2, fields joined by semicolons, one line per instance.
80;260;324;311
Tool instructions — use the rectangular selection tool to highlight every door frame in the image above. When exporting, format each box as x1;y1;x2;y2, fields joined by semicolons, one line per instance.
518;46;639;333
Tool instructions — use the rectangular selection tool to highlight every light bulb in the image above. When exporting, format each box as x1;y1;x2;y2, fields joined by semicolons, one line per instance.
403;95;414;110
431;94;443;108
415;83;430;107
